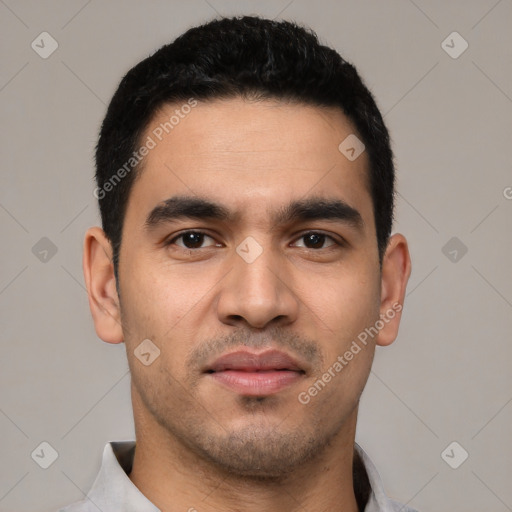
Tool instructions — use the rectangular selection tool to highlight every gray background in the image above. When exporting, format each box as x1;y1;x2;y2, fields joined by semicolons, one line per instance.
1;1;511;511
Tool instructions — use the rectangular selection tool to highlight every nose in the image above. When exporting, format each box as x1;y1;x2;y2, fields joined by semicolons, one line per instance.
216;239;299;329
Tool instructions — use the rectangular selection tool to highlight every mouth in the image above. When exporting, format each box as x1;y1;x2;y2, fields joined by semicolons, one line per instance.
204;349;306;396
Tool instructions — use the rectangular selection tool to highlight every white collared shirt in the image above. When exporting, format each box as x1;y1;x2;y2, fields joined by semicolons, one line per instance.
58;441;419;512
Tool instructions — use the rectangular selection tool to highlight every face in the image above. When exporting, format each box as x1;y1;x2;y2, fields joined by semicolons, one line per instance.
88;97;409;478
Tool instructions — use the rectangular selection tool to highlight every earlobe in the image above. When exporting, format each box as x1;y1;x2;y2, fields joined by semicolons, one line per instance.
376;233;412;347
82;227;124;344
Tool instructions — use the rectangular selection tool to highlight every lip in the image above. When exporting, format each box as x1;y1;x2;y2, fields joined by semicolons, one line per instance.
204;349;306;396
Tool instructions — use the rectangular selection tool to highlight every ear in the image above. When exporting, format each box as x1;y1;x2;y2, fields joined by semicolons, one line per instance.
375;233;412;347
82;227;124;344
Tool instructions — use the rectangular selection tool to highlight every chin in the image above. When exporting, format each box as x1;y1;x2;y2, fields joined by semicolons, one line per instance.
188;422;326;480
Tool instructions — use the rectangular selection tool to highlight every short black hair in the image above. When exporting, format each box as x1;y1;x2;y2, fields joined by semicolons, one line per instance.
94;15;395;283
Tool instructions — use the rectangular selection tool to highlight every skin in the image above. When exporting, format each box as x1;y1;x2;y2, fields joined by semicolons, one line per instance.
83;97;411;512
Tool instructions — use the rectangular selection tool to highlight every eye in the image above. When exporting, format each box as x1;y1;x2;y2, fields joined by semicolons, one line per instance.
165;230;340;251
292;232;339;250
166;231;220;249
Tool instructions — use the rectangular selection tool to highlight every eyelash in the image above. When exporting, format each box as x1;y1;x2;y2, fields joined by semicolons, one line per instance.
165;230;342;250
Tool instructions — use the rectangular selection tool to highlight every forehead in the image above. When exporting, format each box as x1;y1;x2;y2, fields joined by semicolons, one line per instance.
126;97;373;229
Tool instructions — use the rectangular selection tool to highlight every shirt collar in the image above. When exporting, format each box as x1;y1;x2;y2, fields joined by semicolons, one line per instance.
354;443;416;512
85;441;159;512
76;441;415;512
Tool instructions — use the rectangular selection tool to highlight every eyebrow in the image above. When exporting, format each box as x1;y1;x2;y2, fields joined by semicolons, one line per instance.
144;195;364;232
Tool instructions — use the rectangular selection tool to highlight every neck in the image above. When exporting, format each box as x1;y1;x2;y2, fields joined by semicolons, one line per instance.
129;392;361;512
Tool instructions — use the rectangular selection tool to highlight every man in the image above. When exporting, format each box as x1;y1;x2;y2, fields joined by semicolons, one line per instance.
63;15;413;512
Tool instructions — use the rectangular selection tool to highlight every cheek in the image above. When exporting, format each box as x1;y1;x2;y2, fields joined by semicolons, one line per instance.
301;265;381;350
119;262;190;364
310;269;379;406
120;252;195;331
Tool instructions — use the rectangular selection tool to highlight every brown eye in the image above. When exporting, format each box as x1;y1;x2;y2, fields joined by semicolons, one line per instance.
293;232;338;250
168;231;218;249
